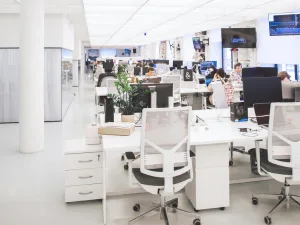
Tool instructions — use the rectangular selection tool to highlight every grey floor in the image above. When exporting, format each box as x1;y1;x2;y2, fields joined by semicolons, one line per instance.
0;74;299;225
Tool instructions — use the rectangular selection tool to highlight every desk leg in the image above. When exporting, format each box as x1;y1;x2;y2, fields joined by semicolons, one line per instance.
103;149;107;225
202;95;207;110
230;142;233;166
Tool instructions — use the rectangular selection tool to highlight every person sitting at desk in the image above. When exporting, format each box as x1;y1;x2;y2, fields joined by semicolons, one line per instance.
207;68;234;105
206;65;217;79
277;71;291;82
147;67;155;76
230;62;243;87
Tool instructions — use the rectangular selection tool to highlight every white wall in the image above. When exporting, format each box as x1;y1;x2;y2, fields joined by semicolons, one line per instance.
181;34;195;62
257;17;300;65
0;14;74;50
206;28;222;68
99;49;116;58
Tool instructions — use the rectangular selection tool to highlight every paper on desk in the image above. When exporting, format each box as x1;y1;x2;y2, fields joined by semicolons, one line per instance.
100;122;135;129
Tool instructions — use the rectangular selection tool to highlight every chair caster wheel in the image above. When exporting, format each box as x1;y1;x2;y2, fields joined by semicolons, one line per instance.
264;216;272;224
229;161;233;166
124;164;128;170
193;218;201;225
193;208;199;213
252;197;258;205
220;207;225;211
121;155;124;161
172;203;178;208
133;204;140;212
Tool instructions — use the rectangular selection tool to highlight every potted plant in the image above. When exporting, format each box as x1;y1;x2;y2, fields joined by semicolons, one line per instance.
108;66;149;123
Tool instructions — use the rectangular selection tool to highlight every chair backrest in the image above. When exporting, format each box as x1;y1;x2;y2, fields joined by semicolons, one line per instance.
140;107;193;194
162;75;181;101
107;79;118;95
268;102;300;182
211;82;228;109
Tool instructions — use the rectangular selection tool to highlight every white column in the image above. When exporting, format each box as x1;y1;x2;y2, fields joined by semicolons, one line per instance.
72;38;81;87
19;0;44;153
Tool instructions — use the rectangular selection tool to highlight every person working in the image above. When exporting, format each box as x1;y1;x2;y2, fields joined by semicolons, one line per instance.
148;67;155;76
230;63;243;87
208;68;234;105
206;65;217;79
277;71;291;82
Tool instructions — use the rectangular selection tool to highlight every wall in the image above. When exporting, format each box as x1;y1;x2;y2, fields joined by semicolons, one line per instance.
256;17;300;65
181;34;195;62
99;49;116;58
0;14;74;50
206;28;222;68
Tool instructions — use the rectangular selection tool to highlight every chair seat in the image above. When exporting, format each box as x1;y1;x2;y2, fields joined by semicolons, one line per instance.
260;149;292;176
132;167;190;187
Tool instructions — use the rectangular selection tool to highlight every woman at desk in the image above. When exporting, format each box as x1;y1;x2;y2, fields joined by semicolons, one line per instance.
277;71;291;82
207;68;234;105
206;65;217;79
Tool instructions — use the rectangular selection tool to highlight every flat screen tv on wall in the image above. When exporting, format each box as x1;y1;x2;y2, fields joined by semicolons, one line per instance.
221;28;257;48
269;12;300;36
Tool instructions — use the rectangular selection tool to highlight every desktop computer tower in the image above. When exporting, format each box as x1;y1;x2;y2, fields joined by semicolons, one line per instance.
183;69;193;81
230;102;248;122
105;98;114;123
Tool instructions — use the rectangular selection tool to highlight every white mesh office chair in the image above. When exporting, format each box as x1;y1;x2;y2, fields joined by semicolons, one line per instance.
125;107;200;225
252;103;300;225
106;79;118;96
162;75;181;105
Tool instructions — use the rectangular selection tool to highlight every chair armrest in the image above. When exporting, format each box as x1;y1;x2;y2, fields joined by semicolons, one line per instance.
125;152;140;161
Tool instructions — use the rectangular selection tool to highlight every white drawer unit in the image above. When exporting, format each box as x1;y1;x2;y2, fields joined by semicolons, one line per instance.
64;152;103;170
64;138;105;203
65;168;103;186
65;184;104;203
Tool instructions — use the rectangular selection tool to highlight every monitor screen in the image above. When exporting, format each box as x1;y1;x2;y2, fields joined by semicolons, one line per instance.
243;77;282;108
242;67;278;79
222;28;256;48
269;12;300;36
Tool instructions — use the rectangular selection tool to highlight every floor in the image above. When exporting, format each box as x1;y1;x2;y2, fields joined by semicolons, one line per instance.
0;74;300;225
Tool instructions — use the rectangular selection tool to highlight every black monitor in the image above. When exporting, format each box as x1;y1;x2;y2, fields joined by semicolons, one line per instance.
242;67;278;79
142;67;148;75
173;60;183;69
134;67;141;76
243;77;282;109
131;83;173;112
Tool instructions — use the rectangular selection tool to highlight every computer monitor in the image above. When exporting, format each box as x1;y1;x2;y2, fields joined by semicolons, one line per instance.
173;60;183;69
253;103;271;127
131;83;173;112
142;67;148;75
134;67;141;76
243;77;282;109
200;61;217;71
242;67;278;79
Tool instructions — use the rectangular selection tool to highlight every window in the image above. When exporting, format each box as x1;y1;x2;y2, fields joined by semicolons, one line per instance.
277;64;296;80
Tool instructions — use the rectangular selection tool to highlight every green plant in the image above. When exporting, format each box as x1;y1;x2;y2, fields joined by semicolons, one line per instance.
108;66;149;115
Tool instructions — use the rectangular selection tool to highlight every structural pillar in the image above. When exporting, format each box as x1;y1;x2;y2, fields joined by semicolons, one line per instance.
19;0;44;153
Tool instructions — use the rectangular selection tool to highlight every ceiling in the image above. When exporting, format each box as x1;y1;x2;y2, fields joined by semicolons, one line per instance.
83;0;300;47
0;0;89;42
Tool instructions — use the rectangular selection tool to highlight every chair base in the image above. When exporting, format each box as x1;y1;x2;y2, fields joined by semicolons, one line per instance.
252;183;300;224
129;198;201;225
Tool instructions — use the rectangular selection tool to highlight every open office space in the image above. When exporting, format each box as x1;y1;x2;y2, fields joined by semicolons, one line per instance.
1;1;300;225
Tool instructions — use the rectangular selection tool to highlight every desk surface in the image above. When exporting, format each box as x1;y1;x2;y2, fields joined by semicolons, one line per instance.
101;109;267;150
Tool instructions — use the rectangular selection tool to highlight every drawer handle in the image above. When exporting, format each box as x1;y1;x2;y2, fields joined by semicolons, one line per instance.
78;191;93;195
78;160;93;163
78;176;93;179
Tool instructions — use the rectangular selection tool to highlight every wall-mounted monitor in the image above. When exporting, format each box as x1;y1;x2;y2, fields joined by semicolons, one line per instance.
221;28;256;48
269;12;300;36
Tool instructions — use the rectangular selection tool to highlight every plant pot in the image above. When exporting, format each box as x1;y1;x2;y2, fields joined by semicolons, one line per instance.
121;114;135;123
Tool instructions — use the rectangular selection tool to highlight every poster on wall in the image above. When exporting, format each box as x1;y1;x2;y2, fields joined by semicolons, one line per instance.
124;49;131;56
192;37;201;50
159;41;167;59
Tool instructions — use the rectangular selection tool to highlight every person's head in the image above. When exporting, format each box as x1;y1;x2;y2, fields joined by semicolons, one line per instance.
278;71;291;81
136;63;142;67
209;65;217;73
149;62;154;67
215;68;226;79
234;63;242;73
148;67;155;76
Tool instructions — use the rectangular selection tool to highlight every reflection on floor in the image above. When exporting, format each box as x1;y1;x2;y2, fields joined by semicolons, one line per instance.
0;75;299;225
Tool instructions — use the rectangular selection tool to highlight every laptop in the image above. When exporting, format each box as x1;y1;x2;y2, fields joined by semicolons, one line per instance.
253;103;271;128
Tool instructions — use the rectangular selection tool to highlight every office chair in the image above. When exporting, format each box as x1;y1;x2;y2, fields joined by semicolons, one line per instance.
162;75;181;106
106;79;118;96
252;102;300;224
124;107;201;225
211;82;246;166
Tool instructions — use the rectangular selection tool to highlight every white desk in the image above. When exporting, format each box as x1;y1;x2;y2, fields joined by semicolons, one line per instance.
100;109;268;211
